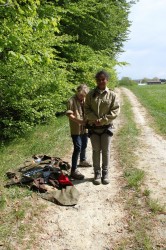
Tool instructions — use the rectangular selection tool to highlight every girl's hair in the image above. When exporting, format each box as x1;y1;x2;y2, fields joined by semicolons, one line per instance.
95;70;110;80
76;84;89;95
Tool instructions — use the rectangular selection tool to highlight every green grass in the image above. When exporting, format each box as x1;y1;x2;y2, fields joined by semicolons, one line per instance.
0;116;72;249
129;84;166;136
0;116;72;178
124;168;145;189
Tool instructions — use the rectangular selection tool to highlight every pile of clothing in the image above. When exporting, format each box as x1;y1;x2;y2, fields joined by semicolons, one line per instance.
5;155;79;206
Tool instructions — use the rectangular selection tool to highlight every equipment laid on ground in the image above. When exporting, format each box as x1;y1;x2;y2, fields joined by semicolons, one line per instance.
5;155;79;206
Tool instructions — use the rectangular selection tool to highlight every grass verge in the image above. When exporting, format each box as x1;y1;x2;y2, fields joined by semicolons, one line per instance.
0;116;72;250
129;84;166;137
115;93;165;249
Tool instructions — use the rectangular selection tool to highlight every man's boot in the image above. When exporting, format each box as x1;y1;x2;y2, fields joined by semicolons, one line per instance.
93;170;101;185
102;170;109;184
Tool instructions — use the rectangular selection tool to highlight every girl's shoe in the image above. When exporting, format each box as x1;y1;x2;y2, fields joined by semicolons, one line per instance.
79;160;92;167
70;169;85;180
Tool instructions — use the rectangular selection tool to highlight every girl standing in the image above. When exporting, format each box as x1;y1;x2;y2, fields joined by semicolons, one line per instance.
85;71;120;184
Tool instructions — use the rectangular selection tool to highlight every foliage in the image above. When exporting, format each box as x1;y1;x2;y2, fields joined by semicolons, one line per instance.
0;0;69;138
56;0;130;54
0;0;135;139
142;77;150;83
118;77;137;86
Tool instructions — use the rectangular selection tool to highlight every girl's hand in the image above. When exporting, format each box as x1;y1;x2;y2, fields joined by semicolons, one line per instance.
78;120;85;125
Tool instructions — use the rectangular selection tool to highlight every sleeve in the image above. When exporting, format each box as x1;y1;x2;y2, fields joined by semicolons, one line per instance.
84;92;98;122
99;93;120;125
66;98;74;115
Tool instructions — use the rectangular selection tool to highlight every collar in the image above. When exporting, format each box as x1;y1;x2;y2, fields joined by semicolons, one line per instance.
75;94;84;103
96;87;109;94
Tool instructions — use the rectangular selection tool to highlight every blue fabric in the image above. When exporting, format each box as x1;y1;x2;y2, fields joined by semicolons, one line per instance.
71;134;88;171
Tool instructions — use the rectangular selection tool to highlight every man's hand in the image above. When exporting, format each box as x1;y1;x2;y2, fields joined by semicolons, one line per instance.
94;119;101;126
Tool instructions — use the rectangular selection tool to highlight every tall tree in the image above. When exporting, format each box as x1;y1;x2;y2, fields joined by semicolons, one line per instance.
0;0;136;139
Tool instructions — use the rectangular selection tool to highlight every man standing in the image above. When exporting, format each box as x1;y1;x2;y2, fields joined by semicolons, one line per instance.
85;70;120;185
66;84;91;180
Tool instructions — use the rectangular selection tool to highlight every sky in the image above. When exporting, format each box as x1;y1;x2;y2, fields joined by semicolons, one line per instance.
116;0;166;80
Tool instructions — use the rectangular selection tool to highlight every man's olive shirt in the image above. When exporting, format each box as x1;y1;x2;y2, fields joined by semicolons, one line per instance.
84;87;120;126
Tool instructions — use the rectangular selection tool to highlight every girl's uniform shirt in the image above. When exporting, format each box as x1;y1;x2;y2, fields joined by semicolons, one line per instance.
66;95;87;135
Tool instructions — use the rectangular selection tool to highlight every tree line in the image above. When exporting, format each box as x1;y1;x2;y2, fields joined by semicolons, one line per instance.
0;0;136;139
118;77;166;86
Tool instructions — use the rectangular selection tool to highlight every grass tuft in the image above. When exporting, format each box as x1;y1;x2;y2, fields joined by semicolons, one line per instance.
124;168;144;189
143;189;151;197
148;199;165;214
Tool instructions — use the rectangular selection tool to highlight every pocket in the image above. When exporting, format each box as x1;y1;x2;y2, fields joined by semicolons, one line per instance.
100;100;110;111
102;100;110;105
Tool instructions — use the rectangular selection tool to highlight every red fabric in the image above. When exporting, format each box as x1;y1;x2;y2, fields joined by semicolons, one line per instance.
58;173;73;187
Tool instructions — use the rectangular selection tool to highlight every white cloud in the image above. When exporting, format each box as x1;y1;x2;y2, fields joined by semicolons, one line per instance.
117;0;166;79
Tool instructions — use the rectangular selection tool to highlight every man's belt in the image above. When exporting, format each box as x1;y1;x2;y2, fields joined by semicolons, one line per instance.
85;124;111;129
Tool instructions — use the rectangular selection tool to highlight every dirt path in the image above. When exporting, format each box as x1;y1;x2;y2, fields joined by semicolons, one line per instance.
121;87;166;205
38;143;127;250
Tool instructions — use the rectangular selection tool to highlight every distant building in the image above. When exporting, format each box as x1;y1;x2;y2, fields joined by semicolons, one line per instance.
147;80;161;85
160;79;166;83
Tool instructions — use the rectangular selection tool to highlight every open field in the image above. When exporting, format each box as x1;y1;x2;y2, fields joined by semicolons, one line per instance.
129;84;166;136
